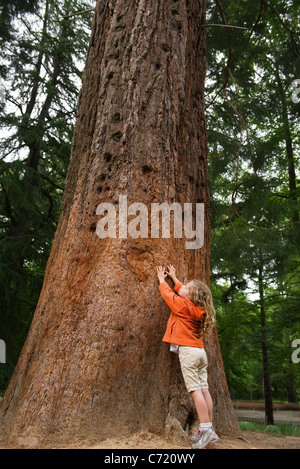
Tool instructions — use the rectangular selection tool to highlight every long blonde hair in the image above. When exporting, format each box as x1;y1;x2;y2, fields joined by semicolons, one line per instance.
188;280;216;338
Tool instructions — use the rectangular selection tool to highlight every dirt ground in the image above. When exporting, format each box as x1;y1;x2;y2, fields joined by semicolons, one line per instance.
76;430;300;450
0;429;299;450
1;401;299;449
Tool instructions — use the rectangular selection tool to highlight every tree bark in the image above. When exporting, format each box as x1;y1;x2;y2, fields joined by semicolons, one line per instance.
0;0;239;445
258;266;274;425
275;69;300;246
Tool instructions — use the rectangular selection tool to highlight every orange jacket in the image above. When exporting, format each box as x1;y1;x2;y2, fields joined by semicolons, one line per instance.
159;281;205;348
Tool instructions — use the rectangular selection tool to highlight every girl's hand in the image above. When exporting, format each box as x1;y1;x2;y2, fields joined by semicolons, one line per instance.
166;265;180;285
166;265;176;279
157;266;167;283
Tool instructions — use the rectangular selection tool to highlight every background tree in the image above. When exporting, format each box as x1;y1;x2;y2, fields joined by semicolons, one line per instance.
206;0;300;421
0;0;39;43
0;0;94;391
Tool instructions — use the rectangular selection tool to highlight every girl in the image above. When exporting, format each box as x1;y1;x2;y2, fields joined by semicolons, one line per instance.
157;264;218;450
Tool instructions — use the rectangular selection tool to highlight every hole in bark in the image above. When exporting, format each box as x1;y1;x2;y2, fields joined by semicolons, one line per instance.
104;152;112;162
111;130;122;142
115;24;125;32
112;112;121;122
97;186;103;193
161;43;170;52
171;5;179;15
89;222;97;232
172;20;182;31
142;165;152;174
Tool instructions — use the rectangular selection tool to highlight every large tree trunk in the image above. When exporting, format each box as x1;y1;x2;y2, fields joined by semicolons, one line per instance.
0;0;239;446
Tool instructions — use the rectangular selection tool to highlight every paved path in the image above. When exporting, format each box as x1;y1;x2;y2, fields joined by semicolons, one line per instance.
235;409;300;425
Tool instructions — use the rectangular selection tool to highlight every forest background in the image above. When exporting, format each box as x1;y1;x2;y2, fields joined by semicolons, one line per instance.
0;0;299;413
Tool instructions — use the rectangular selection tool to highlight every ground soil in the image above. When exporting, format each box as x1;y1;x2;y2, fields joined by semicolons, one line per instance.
0;429;299;450
1;401;299;449
75;430;300;450
80;401;299;450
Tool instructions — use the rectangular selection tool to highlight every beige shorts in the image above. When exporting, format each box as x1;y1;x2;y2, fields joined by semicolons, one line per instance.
178;346;208;393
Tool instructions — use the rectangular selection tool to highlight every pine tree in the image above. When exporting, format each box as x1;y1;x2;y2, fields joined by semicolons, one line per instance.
206;0;300;414
0;0;94;392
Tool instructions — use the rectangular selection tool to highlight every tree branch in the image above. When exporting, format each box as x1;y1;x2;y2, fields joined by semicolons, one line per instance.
248;0;264;41
60;8;95;20
205;0;233;110
204;24;248;31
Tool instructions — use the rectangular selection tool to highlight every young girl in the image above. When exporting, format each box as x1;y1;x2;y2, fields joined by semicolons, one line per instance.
157;264;219;450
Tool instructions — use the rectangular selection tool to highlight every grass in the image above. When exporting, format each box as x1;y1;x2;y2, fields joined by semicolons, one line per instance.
239;420;300;437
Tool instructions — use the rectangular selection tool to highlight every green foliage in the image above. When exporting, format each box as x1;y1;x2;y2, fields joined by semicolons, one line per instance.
239;421;300;436
0;0;94;392
207;0;300;403
0;0;39;43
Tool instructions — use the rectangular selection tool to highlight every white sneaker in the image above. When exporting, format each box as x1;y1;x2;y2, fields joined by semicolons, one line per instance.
191;430;219;449
190;427;217;443
190;429;202;444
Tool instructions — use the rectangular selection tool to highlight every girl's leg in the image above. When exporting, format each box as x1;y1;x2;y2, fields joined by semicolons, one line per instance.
201;388;213;422
190;389;210;423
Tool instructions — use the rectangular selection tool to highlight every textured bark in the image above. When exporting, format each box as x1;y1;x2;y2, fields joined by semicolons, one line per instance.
0;0;240;445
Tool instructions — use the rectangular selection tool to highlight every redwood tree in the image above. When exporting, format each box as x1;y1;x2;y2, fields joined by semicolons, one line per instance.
0;0;239;446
